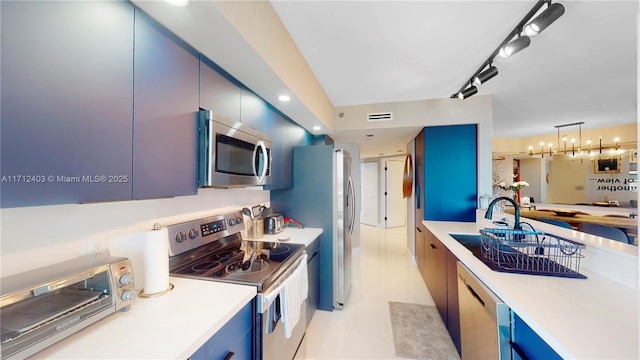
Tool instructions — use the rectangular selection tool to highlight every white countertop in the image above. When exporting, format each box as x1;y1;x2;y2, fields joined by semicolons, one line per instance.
30;228;322;359
33;277;256;359
424;219;639;359
247;227;323;247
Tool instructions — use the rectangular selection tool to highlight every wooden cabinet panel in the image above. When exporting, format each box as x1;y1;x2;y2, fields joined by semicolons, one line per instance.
446;249;461;355
199;58;242;121
132;8;199;199
1;1;134;207
424;228;448;324
416;226;426;282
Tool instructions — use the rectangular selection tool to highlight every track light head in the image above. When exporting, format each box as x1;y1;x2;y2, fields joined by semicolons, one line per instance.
524;3;565;37
499;36;531;59
473;66;498;86
457;86;477;100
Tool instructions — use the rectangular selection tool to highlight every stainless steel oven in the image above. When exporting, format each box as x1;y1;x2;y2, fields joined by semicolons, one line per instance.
198;109;272;188
167;211;307;360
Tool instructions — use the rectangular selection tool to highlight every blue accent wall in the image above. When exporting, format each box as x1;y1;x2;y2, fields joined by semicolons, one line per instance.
424;124;477;221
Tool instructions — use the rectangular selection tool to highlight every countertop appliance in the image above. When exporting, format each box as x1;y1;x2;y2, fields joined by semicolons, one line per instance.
270;146;355;311
0;256;136;360
264;213;284;235
198;109;272;188
167;211;307;360
457;262;511;360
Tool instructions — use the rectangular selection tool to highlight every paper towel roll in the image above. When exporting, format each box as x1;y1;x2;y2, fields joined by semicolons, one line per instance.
108;229;169;294
142;229;169;295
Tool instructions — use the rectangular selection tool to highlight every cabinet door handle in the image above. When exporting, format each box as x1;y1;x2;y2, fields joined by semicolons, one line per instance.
430;243;436;249
223;352;235;360
416;227;422;233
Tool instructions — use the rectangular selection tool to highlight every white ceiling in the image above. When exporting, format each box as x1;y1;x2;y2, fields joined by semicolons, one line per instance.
271;0;638;156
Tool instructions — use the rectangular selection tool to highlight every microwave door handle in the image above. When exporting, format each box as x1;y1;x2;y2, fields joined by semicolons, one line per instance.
253;140;268;183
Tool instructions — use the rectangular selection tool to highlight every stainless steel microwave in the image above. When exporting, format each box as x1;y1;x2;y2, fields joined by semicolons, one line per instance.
198;109;272;188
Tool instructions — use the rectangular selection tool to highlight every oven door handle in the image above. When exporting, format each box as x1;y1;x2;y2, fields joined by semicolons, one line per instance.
256;252;307;314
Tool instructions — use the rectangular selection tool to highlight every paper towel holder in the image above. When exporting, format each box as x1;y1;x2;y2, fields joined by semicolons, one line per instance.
137;222;173;298
138;282;174;298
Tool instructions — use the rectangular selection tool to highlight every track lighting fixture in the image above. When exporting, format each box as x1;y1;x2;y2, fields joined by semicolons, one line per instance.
457;86;478;100
452;1;565;100
499;36;531;59
524;3;565;37
473;66;498;86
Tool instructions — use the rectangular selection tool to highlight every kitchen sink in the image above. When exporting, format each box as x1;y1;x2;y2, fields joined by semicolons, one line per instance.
448;233;483;256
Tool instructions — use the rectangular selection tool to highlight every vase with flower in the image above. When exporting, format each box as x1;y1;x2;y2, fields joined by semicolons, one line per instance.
496;180;529;204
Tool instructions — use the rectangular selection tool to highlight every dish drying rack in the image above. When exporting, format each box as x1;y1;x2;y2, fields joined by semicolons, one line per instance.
479;228;587;279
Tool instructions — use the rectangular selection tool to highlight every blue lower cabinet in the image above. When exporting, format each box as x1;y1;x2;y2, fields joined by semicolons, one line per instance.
190;300;253;360
511;313;562;360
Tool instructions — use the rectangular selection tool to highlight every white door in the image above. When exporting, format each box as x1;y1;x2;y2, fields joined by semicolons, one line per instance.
360;162;379;226
385;160;406;228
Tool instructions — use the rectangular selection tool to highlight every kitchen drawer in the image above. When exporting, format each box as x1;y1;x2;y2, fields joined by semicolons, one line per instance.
190;300;253;360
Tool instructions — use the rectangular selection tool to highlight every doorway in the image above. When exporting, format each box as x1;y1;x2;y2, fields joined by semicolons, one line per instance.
385;159;406;228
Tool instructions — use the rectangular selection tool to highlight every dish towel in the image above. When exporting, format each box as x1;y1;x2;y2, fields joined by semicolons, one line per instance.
281;253;308;338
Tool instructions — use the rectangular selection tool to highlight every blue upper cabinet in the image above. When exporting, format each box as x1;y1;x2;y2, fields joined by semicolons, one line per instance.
0;1;135;207
132;9;199;199
423;124;478;221
265;107;311;190
199;58;242;122
240;89;267;134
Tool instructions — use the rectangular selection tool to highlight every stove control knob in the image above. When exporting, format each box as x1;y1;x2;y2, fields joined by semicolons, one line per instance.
119;273;134;286
236;217;243;224
229;218;236;226
188;229;198;239
175;231;187;243
121;290;135;302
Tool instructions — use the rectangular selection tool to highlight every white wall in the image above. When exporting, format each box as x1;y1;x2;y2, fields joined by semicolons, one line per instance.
547;155;638;206
0;189;269;276
519;158;544;203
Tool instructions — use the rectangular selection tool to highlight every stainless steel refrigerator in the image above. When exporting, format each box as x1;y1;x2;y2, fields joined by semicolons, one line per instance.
333;148;354;309
270;145;355;311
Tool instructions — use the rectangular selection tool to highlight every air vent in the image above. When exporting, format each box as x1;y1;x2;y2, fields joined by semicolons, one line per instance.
367;112;393;122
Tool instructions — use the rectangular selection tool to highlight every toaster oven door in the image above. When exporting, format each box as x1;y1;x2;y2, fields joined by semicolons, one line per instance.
1;270;115;359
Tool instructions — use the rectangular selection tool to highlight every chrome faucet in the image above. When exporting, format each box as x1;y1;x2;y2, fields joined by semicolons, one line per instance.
484;196;521;230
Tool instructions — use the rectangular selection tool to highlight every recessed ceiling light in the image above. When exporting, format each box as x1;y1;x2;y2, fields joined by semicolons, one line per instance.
313;126;321;131
165;0;188;6
278;95;291;102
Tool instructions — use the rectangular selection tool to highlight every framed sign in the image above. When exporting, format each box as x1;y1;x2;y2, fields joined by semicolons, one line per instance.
594;158;621;174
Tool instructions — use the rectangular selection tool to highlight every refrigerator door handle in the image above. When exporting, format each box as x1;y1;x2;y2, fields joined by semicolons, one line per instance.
348;176;356;235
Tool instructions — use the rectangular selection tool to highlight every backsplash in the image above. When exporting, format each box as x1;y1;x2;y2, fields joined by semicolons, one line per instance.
0;188;269;276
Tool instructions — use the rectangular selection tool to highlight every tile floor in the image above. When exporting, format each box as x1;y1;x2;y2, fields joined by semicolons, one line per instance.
296;224;436;359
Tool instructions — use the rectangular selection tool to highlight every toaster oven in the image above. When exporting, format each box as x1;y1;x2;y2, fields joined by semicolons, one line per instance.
0;256;136;359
